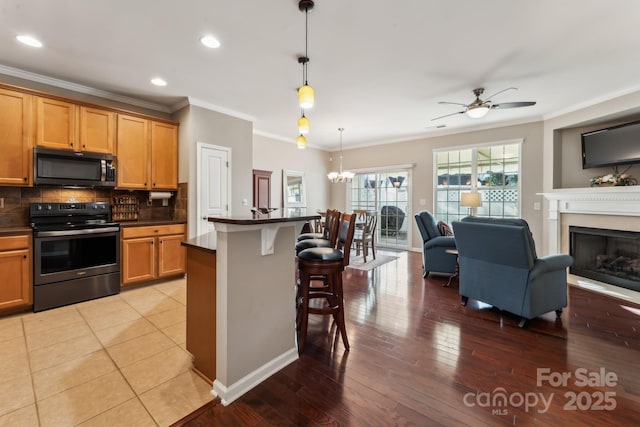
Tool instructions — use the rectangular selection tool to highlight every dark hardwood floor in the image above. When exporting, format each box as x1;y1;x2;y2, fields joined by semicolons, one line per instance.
173;250;640;426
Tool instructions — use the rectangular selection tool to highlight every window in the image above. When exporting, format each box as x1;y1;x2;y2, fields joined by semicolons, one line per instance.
434;141;521;224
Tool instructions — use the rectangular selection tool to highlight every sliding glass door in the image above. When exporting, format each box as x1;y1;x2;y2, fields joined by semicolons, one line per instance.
349;169;410;248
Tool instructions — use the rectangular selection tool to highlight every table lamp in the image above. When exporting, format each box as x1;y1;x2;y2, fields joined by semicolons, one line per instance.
460;192;482;216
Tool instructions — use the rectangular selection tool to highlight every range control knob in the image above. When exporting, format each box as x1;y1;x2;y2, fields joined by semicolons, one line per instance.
46;205;52;211
37;205;43;211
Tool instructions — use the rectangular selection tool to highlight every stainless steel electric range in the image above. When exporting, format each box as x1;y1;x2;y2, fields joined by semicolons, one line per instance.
30;202;121;312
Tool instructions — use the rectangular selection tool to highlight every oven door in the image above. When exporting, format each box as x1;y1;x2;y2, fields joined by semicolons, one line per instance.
33;227;121;286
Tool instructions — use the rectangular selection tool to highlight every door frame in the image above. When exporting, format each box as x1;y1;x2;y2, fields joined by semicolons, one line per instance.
346;164;414;249
196;142;232;237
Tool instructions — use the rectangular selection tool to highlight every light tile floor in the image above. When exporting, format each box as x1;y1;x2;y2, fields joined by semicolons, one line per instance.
0;278;214;426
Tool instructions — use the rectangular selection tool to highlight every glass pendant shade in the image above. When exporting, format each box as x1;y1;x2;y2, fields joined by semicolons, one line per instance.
296;134;307;149
297;114;310;134
298;83;315;109
466;105;489;118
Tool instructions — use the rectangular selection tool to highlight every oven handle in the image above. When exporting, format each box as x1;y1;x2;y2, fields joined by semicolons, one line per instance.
36;227;120;237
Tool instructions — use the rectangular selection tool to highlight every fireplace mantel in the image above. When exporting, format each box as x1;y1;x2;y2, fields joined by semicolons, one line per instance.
539;186;640;303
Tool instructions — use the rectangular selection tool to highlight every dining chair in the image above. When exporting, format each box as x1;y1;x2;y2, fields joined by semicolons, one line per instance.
353;212;377;262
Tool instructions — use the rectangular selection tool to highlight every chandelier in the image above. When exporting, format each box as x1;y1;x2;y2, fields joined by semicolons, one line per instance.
328;128;354;183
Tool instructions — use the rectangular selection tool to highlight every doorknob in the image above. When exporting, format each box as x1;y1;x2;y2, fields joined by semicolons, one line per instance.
202;216;207;220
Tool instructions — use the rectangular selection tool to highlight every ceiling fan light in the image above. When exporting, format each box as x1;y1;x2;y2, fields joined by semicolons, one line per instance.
297;114;310;134
466;105;490;118
298;84;315;109
296;134;307;149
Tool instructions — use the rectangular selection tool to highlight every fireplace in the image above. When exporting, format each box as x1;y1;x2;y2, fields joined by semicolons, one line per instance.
540;187;640;303
570;226;640;292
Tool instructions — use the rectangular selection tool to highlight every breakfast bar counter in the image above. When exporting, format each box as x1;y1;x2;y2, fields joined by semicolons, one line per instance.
183;211;319;405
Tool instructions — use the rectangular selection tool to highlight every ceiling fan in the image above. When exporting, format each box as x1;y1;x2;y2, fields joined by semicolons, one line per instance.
432;87;536;121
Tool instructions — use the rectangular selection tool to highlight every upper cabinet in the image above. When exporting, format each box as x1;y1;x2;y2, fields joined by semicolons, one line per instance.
0;88;32;186
150;121;178;190
117;114;150;189
79;106;116;153
116;115;178;190
36;97;115;154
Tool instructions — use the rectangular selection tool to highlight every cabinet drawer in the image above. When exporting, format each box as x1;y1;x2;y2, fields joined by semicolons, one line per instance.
122;224;186;239
0;235;30;251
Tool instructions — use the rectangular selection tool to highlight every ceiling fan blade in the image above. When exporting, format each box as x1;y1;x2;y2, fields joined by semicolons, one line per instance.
484;87;517;101
431;111;465;121
492;101;536;109
438;101;469;107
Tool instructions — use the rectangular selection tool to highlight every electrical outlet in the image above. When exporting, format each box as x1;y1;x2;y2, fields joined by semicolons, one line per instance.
0;198;4;208
147;199;153;207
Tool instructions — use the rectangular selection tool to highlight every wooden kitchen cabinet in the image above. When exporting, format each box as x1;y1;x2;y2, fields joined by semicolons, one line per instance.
0;88;32;186
36;97;115;154
0;234;32;311
116;114;149;189
150;121;178;190
121;224;186;285
78;106;116;153
116;115;178;190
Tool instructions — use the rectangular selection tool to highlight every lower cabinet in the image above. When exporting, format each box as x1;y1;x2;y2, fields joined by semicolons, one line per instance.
0;234;32;311
122;224;186;285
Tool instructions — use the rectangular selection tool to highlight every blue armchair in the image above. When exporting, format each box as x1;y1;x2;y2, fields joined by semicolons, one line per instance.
414;211;457;278
452;216;573;327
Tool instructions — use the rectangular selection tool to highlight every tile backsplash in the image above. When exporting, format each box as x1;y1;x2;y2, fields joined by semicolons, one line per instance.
0;184;188;227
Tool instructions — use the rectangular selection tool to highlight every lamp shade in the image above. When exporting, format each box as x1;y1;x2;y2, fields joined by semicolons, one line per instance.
298;84;315;109
297;114;310;134
296;134;307;149
460;192;482;207
466;105;489;118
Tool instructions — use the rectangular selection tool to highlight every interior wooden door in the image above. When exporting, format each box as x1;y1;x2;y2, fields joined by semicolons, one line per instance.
253;169;272;208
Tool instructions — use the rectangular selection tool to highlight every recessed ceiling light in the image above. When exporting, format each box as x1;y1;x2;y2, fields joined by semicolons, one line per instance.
150;77;167;87
16;35;43;48
200;35;221;49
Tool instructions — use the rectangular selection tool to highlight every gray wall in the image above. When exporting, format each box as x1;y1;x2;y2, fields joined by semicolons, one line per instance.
174;104;253;238
252;134;330;213
330;121;545;250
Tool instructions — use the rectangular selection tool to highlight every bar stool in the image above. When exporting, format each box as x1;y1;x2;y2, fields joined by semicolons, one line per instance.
297;212;356;352
295;209;340;254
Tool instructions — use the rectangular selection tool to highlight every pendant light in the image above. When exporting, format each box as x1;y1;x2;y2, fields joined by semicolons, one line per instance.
328;128;354;183
298;1;315;109
296;134;307;149
297;112;310;134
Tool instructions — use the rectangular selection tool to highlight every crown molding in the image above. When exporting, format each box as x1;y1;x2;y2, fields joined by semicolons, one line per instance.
186;96;255;122
0;64;172;113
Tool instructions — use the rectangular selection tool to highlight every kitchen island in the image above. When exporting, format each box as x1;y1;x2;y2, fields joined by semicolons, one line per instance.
182;210;319;405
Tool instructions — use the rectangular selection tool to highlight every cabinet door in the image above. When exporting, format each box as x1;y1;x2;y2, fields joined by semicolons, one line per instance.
0;248;31;310
36;97;77;150
79;106;115;154
158;234;186;277
0;88;32;186
117;114;149;189
122;237;155;284
150;121;178;190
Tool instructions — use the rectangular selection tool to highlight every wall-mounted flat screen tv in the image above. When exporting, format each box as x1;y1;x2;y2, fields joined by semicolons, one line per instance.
582;120;640;169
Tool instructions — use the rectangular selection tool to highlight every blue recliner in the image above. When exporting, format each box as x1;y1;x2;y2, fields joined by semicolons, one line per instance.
414;211;457;278
452;216;574;327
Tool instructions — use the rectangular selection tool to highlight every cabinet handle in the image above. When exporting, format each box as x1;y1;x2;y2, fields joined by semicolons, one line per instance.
69;142;73;147
23;177;27;182
23;255;27;259
83;144;86;149
153;182;156;187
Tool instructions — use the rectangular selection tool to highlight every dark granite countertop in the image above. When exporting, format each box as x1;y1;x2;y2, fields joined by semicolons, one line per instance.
0;227;33;236
181;232;217;254
208;210;319;225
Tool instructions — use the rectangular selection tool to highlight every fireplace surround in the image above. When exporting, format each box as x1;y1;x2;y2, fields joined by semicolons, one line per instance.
541;186;640;303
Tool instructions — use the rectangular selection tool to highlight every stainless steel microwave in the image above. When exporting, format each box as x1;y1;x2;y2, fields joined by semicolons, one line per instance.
34;147;117;187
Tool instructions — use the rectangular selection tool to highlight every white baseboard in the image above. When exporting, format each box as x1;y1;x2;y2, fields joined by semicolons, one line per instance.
211;347;299;406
